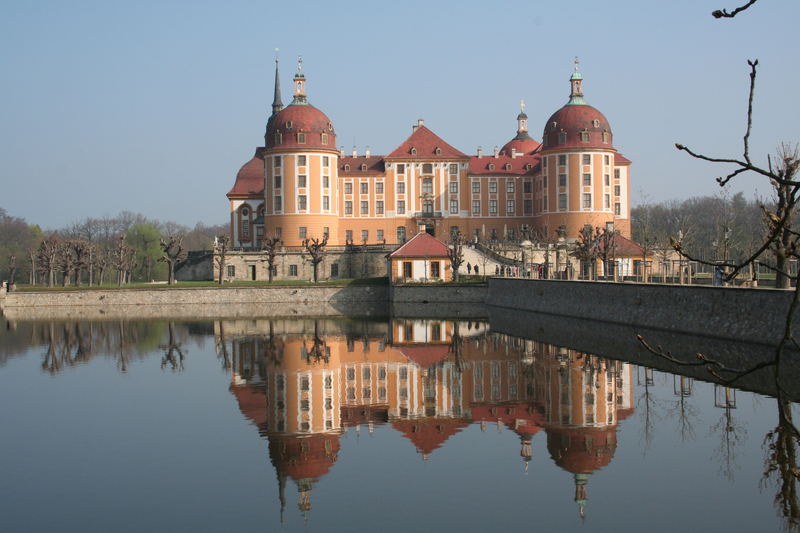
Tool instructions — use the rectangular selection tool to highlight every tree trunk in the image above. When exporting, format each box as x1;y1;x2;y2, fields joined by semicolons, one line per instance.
312;262;318;283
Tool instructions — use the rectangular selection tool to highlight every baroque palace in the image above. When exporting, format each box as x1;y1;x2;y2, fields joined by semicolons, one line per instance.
227;58;632;253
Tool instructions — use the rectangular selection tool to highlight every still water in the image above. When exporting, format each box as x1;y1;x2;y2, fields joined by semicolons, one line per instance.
0;317;797;533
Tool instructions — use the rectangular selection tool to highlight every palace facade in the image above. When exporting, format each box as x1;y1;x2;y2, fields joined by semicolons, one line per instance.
227;59;631;249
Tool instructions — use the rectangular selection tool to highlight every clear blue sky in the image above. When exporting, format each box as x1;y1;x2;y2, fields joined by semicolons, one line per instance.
2;0;798;229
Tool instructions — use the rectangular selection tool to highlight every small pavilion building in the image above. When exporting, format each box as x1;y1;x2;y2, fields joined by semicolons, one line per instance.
388;232;452;283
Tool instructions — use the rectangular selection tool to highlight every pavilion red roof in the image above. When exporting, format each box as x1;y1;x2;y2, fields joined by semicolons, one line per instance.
389;232;450;258
227;148;265;197
398;344;450;368
468;154;540;176
387;125;468;159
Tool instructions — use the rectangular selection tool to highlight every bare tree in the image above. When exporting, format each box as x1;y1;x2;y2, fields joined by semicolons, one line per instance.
159;235;186;285
28;249;36;285
574;224;598;280
57;240;77;287
262;236;282;283
112;235;136;286
303;235;328;282
448;230;464;282
214;234;230;284
36;237;59;287
7;255;16;286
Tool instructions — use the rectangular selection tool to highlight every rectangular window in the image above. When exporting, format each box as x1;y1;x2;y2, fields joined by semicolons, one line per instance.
321;133;328;145
274;196;282;211
431;262;440;278
559;193;567;210
543;157;548;168
322;176;329;188
330;263;339;277
274;156;281;168
298;195;307;210
397;200;405;214
489;181;497;194
298;175;306;188
345;183;352;194
472;200;480;214
559;174;567;187
242;219;249;238
449;163;459;175
524;199;533;214
396;164;405;174
274;175;282;189
227;265;235;277
582;154;591;165
377;229;384;241
604;155;610;165
472;181;480;194
614;185;621;196
376;182;384;194
614;168;621;180
422;178;433;194
397;182;405;194
604;174;610;186
298;155;307;166
583;193;591;208
615;202;621;215
506;200;515;214
361;229;368;242
322;156;329;167
323;227;329;237
604;194;610;208
323;196;330;210
345;201;352;215
450;199;459;214
523;181;532;193
361;182;369;194
583;173;591;186
558;155;567;166
376;201;384;215
580;131;590;142
489;199;497;215
507;181;515;194
361;201;369;215
397;226;406;243
450;181;458;194
345;230;353;242
297;133;306;143
299;227;307;239
289;264;298;276
558;131;567;144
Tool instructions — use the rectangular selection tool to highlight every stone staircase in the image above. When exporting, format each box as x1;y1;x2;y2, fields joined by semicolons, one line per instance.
458;244;519;276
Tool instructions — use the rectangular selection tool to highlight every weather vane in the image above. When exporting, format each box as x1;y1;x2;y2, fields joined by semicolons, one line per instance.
274;47;280;62
297;55;303;71
520;99;526;112
574;56;580;72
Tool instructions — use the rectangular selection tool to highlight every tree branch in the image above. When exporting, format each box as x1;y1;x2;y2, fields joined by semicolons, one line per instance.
712;0;759;19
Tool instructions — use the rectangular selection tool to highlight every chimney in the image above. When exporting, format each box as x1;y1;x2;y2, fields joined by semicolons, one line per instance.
339;146;345;156
493;146;499;158
365;146;371;158
412;118;425;133
352;146;357;157
477;146;483;158
511;148;518;158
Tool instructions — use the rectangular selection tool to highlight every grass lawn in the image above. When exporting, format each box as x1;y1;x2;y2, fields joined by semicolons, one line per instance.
13;277;389;292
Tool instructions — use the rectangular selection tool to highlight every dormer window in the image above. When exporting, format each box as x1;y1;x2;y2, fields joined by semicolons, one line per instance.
602;131;610;144
558;131;567;144
580;130;590;142
592;119;600;128
410;147;417;155
434;147;442;155
488;163;495;171
285;121;293;129
321;133;328;145
344;164;351;171
274;132;282;145
551;121;558;129
505;163;512;171
361;164;367;171
297;132;306;143
525;163;532;170
328;122;333;131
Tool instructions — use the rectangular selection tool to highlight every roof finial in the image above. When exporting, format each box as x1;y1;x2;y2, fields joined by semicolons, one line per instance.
292;55;307;104
574;56;580;72
297;55;303;72
520;99;526;112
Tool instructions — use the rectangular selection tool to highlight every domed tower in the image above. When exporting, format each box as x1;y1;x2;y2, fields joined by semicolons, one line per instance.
536;59;631;239
262;57;341;246
500;100;541;156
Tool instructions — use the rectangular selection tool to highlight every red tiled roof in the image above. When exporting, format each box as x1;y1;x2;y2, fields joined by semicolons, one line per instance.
387;125;468;159
389;232;450;258
500;136;541;157
470;402;545;438
398;344;450;368
227;148;265;197
597;233;647;257
546;426;617;474
469;154;540;176
615;153;631;165
269;433;341;481
542;104;613;150
339;155;386;175
265;104;337;151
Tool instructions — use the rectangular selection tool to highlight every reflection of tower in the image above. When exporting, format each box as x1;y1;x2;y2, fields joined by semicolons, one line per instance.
533;342;632;519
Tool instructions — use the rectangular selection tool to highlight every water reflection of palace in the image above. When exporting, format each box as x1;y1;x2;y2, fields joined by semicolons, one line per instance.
221;319;633;521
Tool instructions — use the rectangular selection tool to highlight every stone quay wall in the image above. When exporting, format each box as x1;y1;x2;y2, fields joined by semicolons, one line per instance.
486;278;797;345
0;285;389;320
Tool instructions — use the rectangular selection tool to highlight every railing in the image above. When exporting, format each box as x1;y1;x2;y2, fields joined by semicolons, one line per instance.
412;211;443;218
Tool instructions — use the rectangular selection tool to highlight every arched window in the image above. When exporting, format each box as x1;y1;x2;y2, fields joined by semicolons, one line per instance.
344;164;350;171
410;147;417;155
285;121;293;129
602;131;610;144
434;147;442;155
505;163;512;171
558;131;567;144
297;132;306;143
361;164;367;171
488;163;495;171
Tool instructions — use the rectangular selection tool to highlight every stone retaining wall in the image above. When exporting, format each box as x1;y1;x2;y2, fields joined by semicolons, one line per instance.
389;283;487;304
487;278;796;345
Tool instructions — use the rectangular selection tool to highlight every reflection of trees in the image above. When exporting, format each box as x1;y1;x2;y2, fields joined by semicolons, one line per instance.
215;321;231;370
762;396;800;532
635;367;668;453
711;387;747;481
302;321;329;364
160;321;186;372
667;377;698;443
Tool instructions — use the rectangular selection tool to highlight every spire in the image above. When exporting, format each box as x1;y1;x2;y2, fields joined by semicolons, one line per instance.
292;55;308;105
272;50;283;116
567;56;588;106
514;99;532;140
574;473;589;520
